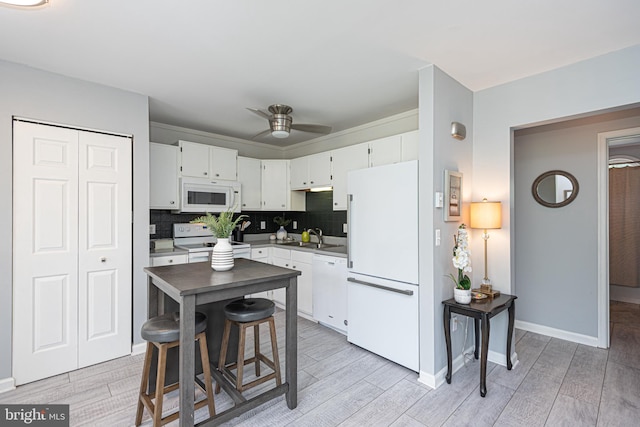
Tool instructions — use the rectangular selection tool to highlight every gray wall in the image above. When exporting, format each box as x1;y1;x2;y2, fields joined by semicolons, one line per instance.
514;110;640;336
418;65;474;383
474;45;640;354
0;60;150;382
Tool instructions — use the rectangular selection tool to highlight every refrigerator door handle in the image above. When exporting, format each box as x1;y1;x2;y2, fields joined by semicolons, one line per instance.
347;193;353;269
347;277;414;296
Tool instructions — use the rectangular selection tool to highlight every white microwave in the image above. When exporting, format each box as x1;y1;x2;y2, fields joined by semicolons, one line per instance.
175;177;241;213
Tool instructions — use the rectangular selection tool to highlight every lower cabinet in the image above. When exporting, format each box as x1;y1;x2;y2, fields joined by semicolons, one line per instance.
250;247;272;300
312;254;348;333
150;253;188;267
270;247;313;320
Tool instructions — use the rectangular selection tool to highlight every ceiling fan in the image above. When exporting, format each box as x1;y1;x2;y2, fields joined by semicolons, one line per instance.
247;104;332;139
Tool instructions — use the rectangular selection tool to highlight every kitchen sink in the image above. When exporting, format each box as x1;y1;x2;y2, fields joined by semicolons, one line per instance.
278;241;342;249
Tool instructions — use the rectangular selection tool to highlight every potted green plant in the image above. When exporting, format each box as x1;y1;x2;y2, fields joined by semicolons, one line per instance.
447;224;472;303
273;215;291;240
191;210;247;271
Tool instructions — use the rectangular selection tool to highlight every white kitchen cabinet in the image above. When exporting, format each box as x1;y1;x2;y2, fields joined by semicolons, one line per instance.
271;247;313;319
331;142;369;210
179;140;238;181
290;156;308;190
271;248;290;307
291;250;314;317
179;140;210;178
261;160;305;211
150;253;188;267
209;145;238;180
401;130;419;162
237;156;262;210
290;152;332;190
313;254;348;333
250;247;271;299
369;134;402;167
150;142;180;209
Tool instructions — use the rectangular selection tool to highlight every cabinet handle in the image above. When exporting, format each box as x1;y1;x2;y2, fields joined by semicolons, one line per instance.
204;172;208;176
310;181;314;184
170;201;175;204
281;204;285;207
293;265;296;268
303;182;306;185
100;257;106;263
334;202;338;205
168;259;173;263
216;173;220;177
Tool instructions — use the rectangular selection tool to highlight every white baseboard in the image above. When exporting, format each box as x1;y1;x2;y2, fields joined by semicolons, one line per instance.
515;320;599;347
418;345;519;390
418;345;475;389
131;342;147;356
0;377;16;394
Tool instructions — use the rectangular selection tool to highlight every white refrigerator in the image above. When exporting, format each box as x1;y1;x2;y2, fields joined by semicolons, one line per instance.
347;160;419;371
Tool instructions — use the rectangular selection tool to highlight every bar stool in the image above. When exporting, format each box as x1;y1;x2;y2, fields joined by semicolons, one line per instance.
216;298;282;393
135;312;215;427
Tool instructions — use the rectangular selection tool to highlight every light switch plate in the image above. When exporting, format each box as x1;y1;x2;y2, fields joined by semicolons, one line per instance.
293;221;297;229
149;224;156;234
260;221;266;230
435;191;444;208
343;223;348;233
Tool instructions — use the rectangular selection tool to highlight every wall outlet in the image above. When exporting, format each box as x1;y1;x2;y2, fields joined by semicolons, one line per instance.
293;221;298;230
452;315;458;332
260;221;266;230
149;224;156;234
343;223;348;233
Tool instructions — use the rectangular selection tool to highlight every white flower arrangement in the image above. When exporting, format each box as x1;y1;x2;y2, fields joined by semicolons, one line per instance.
448;224;472;290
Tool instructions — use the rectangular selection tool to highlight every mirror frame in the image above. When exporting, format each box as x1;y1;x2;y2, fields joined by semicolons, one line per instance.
531;170;579;208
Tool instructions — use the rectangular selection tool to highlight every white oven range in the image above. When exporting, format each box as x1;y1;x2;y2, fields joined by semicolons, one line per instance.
173;223;251;263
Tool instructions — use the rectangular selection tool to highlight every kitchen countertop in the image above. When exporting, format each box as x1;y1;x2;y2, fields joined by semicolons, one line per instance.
246;239;348;257
149;247;188;257
149;239;347;258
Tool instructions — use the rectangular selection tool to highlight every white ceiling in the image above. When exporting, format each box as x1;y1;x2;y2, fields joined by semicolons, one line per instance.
1;1;639;146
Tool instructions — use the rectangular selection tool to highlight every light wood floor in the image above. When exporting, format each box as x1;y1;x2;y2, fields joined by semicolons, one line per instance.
2;302;639;426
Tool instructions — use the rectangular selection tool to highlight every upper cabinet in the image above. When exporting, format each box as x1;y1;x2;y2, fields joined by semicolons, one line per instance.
150;143;179;209
368;135;402;167
178;140;238;181
401;130;419;162
261;160;305;211
290;151;332;190
331;142;369;210
237;156;262;210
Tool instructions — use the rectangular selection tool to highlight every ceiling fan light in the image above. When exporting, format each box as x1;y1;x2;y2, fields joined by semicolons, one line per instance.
271;130;289;138
0;0;48;6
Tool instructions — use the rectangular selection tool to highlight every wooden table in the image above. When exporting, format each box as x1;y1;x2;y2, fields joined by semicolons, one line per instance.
144;259;301;427
442;293;517;397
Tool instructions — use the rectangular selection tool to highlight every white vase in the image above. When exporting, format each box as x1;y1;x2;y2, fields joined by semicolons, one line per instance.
453;288;472;304
211;237;234;271
276;226;287;240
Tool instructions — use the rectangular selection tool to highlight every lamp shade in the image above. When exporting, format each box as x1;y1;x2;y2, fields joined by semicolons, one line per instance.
0;0;48;5
470;200;502;229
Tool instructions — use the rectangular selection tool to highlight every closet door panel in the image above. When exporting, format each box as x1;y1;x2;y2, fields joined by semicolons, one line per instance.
12;121;79;385
78;131;132;368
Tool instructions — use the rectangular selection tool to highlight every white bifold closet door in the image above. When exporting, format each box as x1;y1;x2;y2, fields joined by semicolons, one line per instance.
13;120;132;385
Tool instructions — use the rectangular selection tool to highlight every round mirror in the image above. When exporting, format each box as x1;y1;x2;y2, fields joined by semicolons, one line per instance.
532;170;579;208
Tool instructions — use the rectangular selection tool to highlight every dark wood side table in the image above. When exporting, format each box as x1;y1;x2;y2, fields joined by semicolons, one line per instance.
442;293;517;397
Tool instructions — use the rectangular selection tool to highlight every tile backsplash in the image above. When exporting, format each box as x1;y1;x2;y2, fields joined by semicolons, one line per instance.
150;191;346;239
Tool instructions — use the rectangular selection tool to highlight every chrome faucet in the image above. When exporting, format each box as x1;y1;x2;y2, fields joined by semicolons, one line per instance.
307;228;324;247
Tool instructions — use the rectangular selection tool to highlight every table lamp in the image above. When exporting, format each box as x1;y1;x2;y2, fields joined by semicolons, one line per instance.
470;198;502;289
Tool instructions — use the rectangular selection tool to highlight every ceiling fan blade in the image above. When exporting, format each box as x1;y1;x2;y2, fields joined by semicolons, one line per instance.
246;107;271;120
252;129;273;139
291;123;332;134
